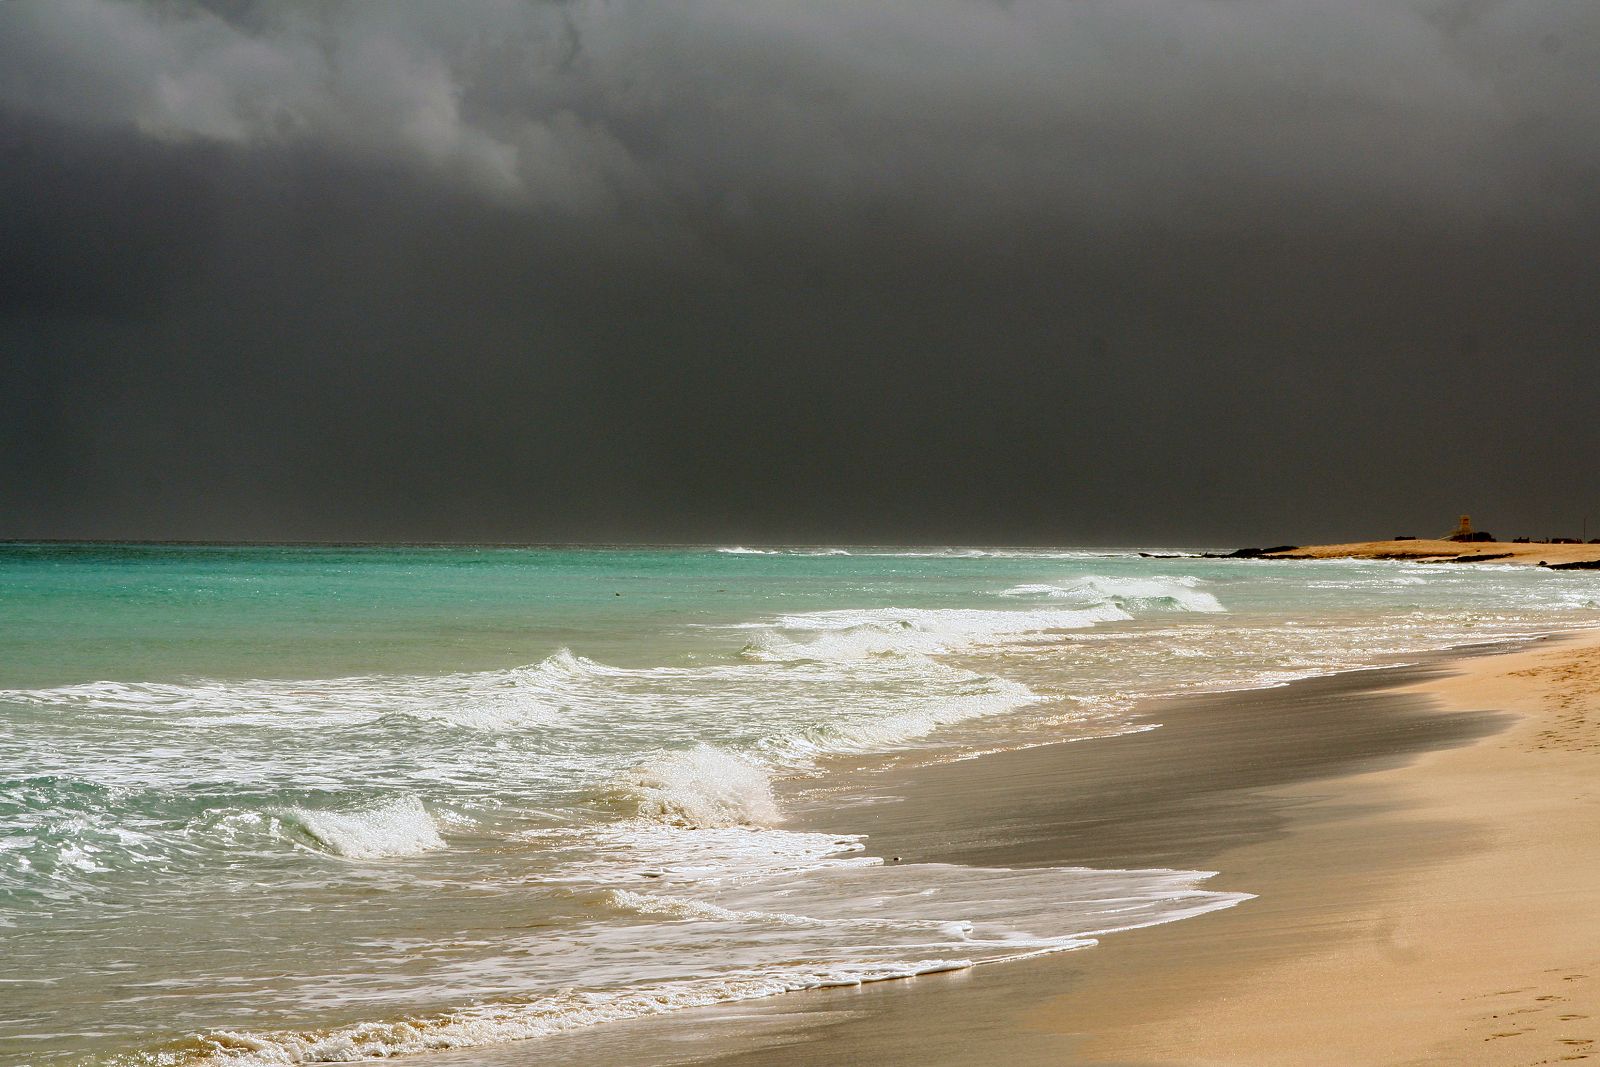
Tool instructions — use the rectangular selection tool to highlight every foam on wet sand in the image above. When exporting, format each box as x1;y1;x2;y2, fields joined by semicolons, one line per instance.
545;631;1600;1067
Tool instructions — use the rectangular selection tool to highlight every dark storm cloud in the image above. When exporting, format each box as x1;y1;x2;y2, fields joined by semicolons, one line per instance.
3;0;1599;544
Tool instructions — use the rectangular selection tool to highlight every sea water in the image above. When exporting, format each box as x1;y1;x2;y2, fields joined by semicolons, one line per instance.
4;543;1599;1065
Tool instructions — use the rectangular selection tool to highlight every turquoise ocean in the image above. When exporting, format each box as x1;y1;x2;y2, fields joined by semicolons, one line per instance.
5;543;1600;1065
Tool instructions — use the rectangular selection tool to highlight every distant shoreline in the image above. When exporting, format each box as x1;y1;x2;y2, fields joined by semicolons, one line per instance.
12;538;1598;567
1269;538;1600;568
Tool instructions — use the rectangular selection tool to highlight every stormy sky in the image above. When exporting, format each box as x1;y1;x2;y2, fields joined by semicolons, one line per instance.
3;0;1598;545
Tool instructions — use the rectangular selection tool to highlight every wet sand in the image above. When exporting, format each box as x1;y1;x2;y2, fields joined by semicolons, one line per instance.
449;632;1600;1066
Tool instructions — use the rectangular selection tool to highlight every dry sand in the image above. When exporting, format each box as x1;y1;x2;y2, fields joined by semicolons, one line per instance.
1060;629;1600;1066
1274;539;1600;567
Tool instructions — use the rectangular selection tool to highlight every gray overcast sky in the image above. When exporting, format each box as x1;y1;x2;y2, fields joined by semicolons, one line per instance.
3;0;1598;544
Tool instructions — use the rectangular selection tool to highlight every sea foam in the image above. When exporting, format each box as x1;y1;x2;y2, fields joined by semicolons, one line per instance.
109;860;1248;1066
0;655;600;731
750;602;1133;660
110;966;970;1067
16;543;1600;1067
278;795;446;859
602;745;781;828
999;574;1225;613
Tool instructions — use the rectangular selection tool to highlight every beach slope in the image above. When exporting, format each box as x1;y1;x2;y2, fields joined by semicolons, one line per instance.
1058;630;1600;1065
586;632;1600;1067
443;632;1600;1067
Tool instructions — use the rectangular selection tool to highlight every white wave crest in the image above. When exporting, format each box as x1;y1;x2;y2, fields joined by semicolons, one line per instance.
756;673;1042;760
528;824;873;887
0;649;618;731
279;795;446;859
716;546;778;555
602;745;781;828
998;575;1224;613
748;603;1132;661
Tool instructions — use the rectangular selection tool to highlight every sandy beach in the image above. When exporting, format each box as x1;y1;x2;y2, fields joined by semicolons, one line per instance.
1271;539;1600;567
844;631;1600;1066
1059;628;1600;1066
487;628;1600;1067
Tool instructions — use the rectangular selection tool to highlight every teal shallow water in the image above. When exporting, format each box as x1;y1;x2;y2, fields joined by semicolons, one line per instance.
4;543;1599;1065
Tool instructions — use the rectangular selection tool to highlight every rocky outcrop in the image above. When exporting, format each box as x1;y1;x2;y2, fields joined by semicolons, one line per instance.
1201;545;1300;559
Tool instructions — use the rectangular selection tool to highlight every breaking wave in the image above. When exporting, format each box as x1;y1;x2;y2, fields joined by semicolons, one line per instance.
0;654;611;731
999;575;1225;613
748;602;1133;661
597;669;1041;829
717;547;853;556
600;745;782;828
754;672;1041;761
273;794;447;859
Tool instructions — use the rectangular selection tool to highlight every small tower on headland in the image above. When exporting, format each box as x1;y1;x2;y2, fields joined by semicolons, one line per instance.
1447;514;1494;542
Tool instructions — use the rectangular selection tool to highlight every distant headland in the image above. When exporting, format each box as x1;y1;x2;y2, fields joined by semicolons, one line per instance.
1150;515;1600;569
1258;539;1600;569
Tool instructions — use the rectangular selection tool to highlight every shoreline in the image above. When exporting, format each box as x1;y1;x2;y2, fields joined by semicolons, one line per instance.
713;629;1598;1066
1062;625;1600;1065
451;628;1600;1067
1255;538;1600;568
24;557;1596;1067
